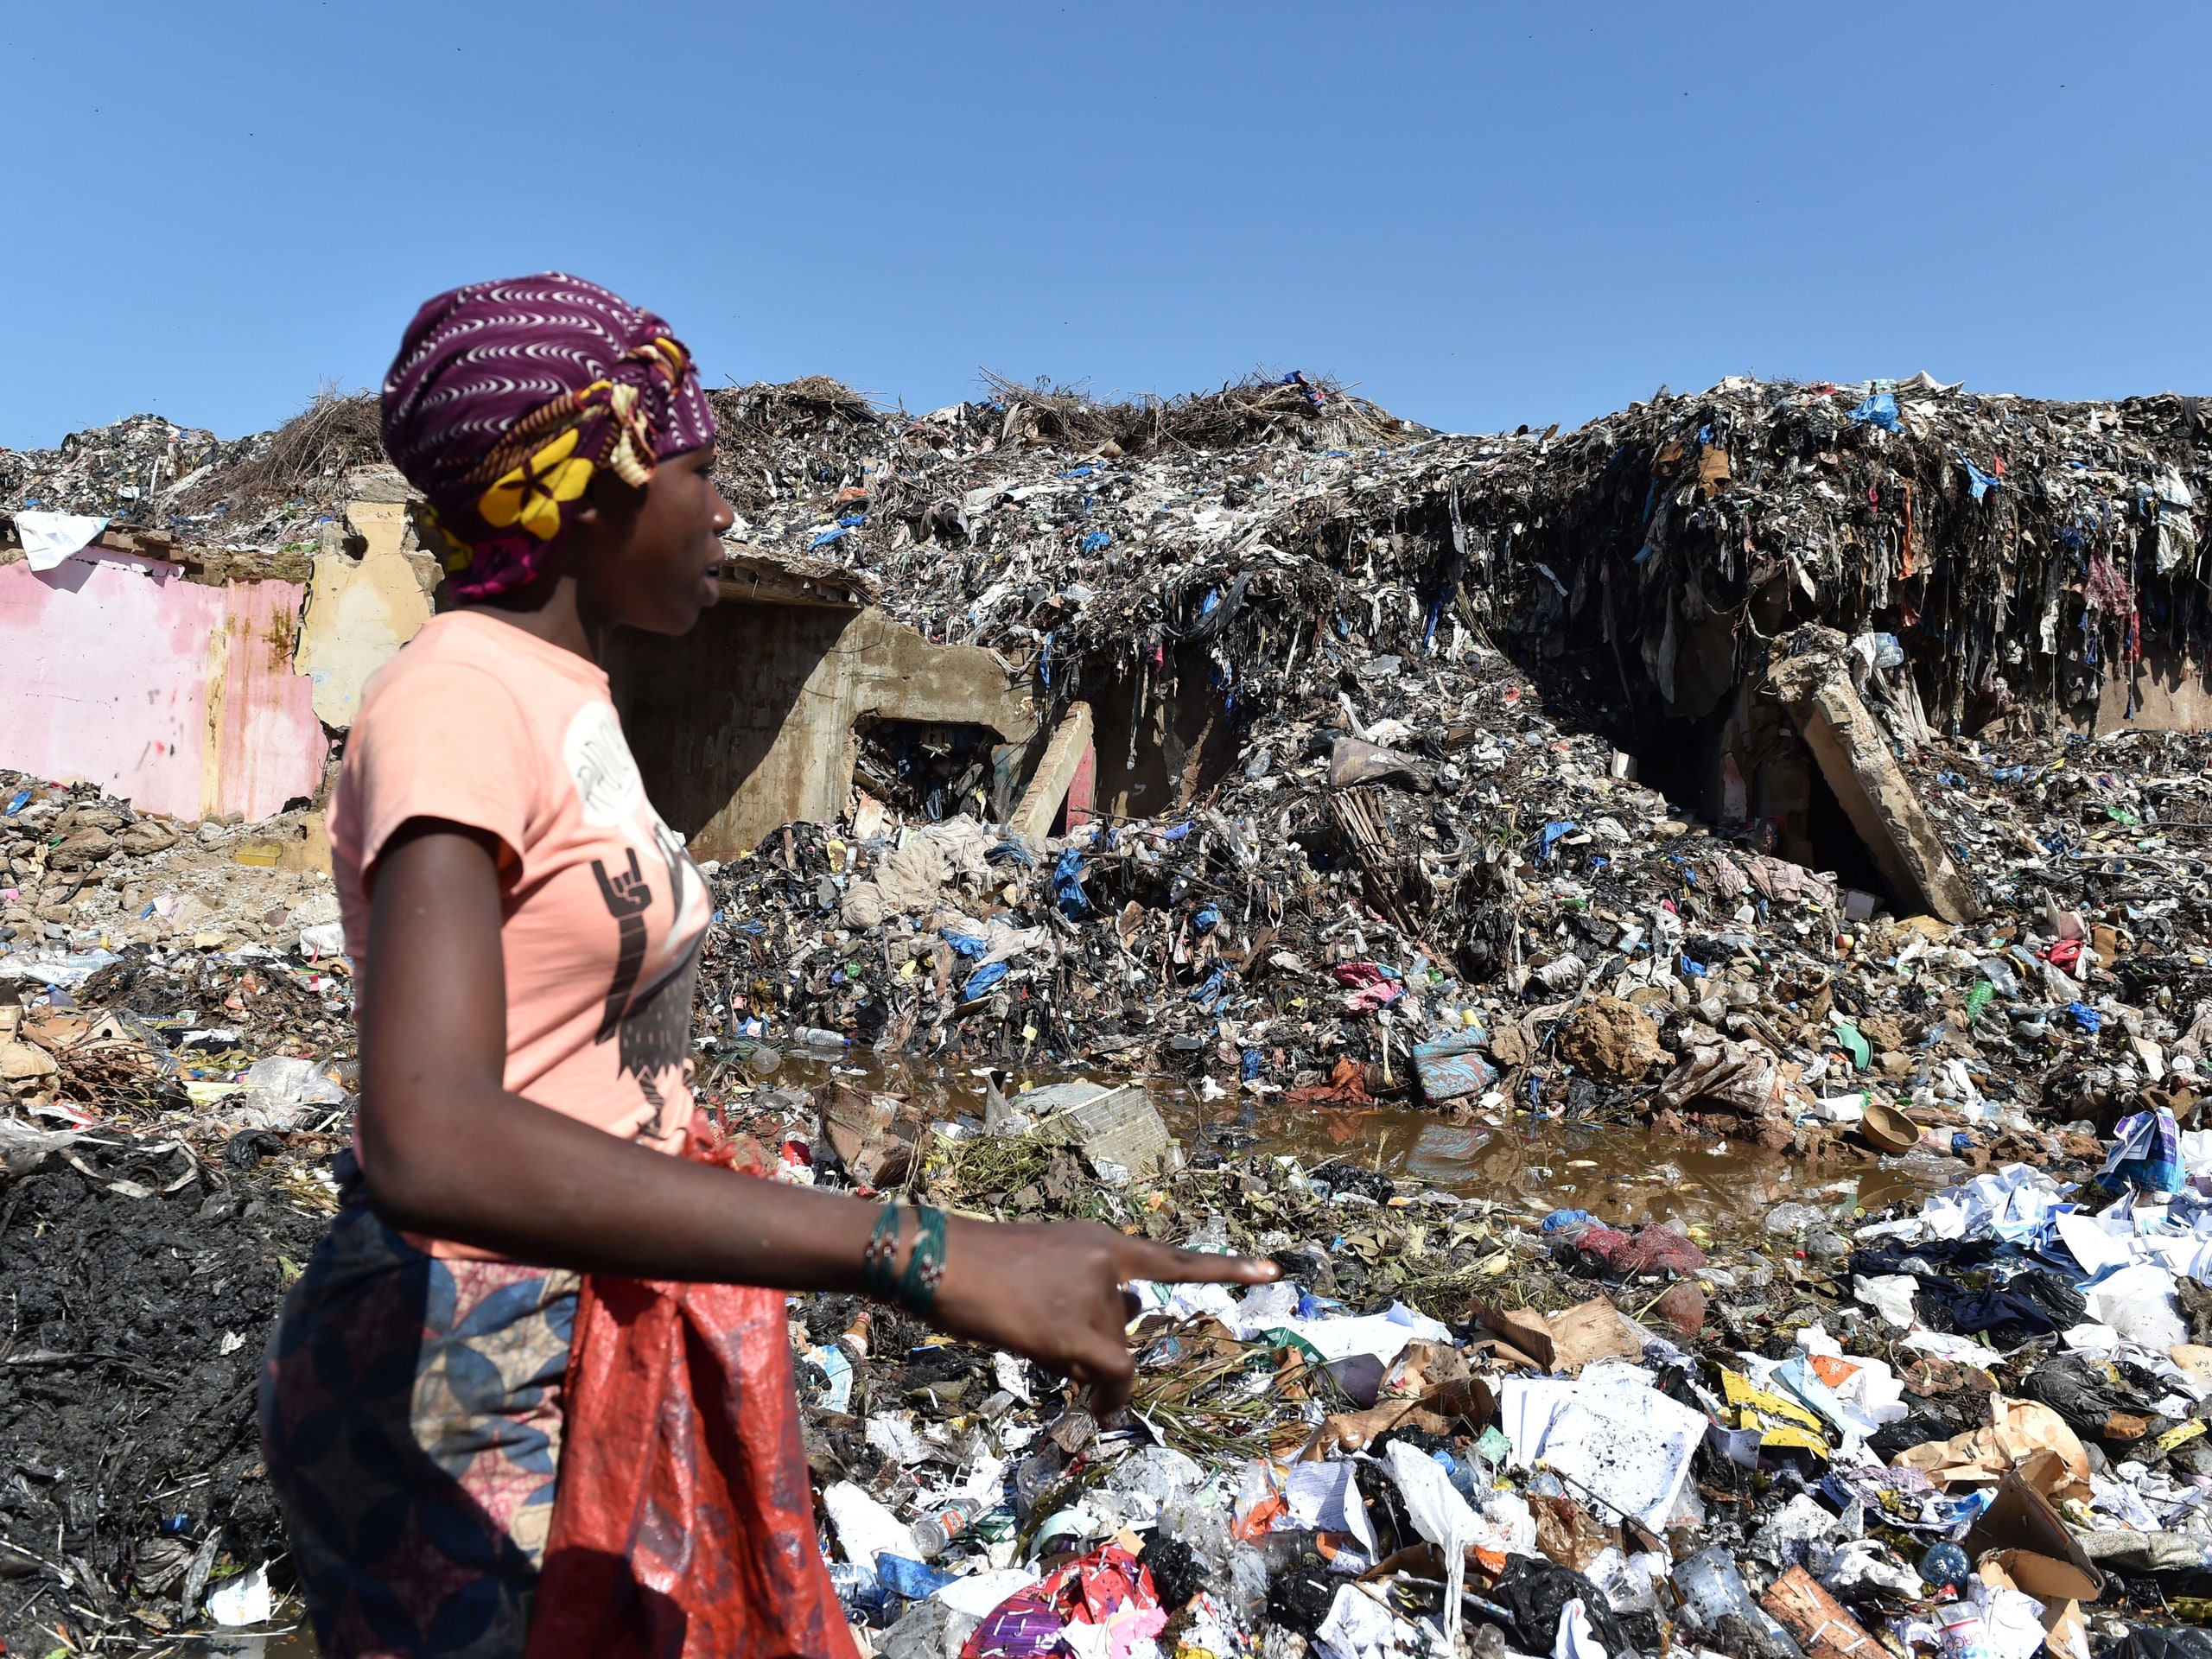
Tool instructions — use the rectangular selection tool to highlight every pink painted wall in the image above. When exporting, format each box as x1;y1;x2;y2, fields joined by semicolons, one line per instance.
0;554;327;821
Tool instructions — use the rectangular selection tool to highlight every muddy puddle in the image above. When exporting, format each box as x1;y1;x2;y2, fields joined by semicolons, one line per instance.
753;1052;1956;1243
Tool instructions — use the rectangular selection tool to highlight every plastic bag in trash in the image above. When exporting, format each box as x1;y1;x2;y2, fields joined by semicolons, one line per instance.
1491;1554;1631;1659
229;1054;350;1129
207;1560;273;1626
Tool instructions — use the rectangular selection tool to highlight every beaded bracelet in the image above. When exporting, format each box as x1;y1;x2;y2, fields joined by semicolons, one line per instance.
898;1205;949;1316
861;1202;903;1302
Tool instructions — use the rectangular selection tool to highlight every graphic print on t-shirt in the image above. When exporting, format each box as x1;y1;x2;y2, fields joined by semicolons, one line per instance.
564;701;646;826
614;820;703;1089
565;702;712;1130
590;847;653;1040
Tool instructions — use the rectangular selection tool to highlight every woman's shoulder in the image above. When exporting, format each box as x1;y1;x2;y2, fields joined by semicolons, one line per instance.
359;612;603;730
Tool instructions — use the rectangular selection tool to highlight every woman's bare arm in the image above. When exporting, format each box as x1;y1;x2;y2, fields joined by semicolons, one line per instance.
355;818;1273;1410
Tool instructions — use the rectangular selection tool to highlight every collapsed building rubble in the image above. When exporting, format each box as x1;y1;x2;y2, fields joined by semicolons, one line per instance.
3;366;2211;1652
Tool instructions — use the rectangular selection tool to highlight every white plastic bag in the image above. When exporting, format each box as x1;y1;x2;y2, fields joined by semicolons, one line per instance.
823;1478;920;1573
207;1560;272;1626
1382;1440;1480;1636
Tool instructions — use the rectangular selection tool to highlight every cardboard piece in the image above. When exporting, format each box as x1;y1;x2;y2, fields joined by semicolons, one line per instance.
1963;1466;2105;1605
1470;1296;1644;1376
823;1084;926;1187
1891;1400;2092;1497
1978;1557;2092;1659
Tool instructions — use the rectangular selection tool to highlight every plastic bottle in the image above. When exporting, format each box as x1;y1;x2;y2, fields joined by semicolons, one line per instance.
1920;1542;1971;1596
1185;1214;1231;1254
1672;1546;1806;1659
792;1026;849;1050
1225;1544;1271;1630
1669;1546;1745;1632
825;1560;883;1621
1011;1450;1065;1519
911;1498;982;1561
1439;1450;1480;1504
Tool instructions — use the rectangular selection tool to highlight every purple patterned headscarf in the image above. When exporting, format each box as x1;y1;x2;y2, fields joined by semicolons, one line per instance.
380;273;716;599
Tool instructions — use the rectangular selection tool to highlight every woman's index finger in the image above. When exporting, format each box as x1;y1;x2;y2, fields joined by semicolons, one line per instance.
1116;1238;1280;1286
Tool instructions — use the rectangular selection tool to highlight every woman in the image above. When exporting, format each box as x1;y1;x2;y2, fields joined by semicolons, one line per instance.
259;274;1274;1659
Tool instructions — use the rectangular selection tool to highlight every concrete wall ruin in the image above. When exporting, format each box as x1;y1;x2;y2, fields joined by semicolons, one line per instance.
0;550;327;821
0;501;1038;860
294;477;441;728
608;582;1038;861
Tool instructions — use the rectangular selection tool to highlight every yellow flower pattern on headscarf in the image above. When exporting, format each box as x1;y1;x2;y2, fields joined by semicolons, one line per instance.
476;426;596;542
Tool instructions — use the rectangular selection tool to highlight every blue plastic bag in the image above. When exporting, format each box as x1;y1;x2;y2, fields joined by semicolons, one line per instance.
962;962;1008;1000
1052;847;1090;919
1956;450;2002;500
874;1555;957;1600
1847;391;1901;431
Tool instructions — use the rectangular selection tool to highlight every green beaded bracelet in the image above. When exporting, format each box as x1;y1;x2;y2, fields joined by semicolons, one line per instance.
897;1205;948;1315
861;1202;902;1303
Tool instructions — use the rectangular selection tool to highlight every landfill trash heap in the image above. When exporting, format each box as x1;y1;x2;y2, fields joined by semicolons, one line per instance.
677;1089;2212;1659
685;372;2212;1182
5;368;2212;1651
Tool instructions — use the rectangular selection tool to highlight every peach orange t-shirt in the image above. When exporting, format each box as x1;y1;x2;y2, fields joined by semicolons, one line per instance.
330;611;711;1166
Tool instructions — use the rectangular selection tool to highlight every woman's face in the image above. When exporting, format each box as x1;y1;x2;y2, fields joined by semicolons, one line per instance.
576;444;732;635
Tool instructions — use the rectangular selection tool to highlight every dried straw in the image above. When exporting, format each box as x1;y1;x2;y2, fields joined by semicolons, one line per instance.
198;385;385;506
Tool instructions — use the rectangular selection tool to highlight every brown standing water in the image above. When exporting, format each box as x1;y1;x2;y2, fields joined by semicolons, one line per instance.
757;1052;1955;1241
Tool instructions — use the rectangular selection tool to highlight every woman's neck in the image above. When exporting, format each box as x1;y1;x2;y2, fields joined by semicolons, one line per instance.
455;574;608;664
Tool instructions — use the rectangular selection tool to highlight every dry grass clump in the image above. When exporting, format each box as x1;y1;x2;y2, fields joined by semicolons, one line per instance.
709;378;879;433
195;386;386;505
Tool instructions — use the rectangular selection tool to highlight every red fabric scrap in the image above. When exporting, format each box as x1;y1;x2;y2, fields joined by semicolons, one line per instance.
524;1114;857;1659
1286;1057;1375;1108
1554;1220;1707;1277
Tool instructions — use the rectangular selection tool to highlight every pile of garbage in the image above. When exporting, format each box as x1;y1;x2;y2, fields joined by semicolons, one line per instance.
0;1130;330;1649
688;373;2210;747
689;665;2212;1179
13;368;2202;741
0;774;360;1649
653;370;2212;1184
753;1070;2212;1659
0;390;389;573
0;413;245;529
1454;378;2210;745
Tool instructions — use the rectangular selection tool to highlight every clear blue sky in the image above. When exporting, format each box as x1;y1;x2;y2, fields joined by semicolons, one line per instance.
3;3;2207;451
